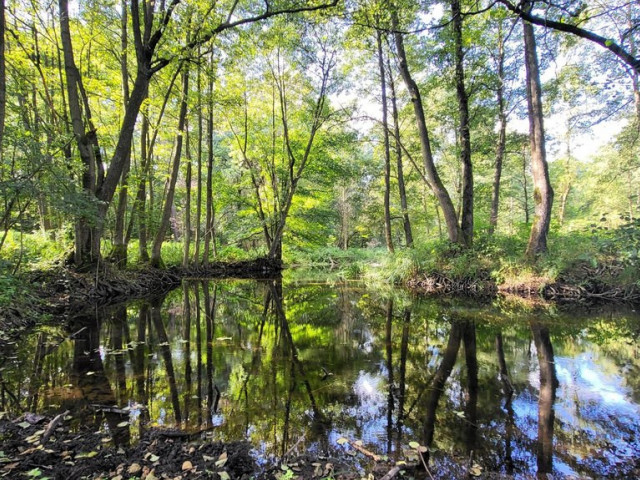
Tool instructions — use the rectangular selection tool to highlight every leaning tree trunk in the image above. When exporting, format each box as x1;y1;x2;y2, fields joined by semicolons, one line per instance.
377;30;394;253
388;56;413;247
452;0;473;246
391;10;462;244
150;65;189;267
522;9;554;258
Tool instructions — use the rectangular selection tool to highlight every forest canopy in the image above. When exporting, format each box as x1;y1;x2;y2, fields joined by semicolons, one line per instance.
0;0;638;274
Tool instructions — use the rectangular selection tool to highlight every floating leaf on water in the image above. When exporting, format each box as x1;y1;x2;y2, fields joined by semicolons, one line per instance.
408;441;420;450
336;437;348;445
354;440;363;447
85;371;95;376
116;422;129;428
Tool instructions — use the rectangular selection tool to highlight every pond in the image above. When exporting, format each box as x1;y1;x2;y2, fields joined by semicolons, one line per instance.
1;277;639;478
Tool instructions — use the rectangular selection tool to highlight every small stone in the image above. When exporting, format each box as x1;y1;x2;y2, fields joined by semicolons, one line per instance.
181;460;193;471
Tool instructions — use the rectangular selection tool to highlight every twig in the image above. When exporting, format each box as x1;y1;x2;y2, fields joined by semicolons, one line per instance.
417;450;434;480
282;434;305;459
41;410;70;444
347;438;381;462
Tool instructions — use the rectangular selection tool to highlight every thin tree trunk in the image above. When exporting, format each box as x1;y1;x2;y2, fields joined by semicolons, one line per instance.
490;24;507;236
452;0;473;246
391;10;461;244
150;65;189;267
183;124;192;267
194;47;203;267
203;54;214;267
387;56;413;247
0;0;5;163
377;30;394;253
111;0;131;267
523;7;554;258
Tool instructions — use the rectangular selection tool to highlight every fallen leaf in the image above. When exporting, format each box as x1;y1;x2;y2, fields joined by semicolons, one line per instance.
336;437;348;445
215;451;227;468
181;460;193;471
116;422;129;428
408;441;420;450
218;472;230;480
128;463;142;475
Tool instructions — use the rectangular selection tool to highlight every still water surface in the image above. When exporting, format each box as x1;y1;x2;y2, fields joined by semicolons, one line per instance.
2;278;639;478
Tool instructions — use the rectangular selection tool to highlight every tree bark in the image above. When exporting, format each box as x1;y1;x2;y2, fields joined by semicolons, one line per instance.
522;9;554;257
150;65;189;267
377;30;394;253
452;0;473;246
391;10;462;244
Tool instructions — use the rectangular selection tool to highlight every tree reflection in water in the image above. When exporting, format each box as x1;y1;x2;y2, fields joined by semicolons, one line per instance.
1;279;638;477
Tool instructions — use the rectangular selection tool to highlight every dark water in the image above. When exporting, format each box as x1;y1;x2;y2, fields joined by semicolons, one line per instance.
1;278;639;478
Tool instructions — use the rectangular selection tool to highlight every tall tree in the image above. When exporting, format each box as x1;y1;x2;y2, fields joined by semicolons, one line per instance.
522;3;553;257
377;29;394;253
391;8;463;244
451;0;473;245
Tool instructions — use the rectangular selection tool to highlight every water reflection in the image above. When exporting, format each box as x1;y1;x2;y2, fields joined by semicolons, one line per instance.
1;279;639;478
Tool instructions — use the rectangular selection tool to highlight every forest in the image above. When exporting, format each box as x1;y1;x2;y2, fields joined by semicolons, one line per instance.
0;0;639;296
1;2;640;478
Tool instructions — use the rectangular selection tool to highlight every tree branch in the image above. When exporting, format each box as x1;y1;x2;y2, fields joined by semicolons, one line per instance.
497;0;640;74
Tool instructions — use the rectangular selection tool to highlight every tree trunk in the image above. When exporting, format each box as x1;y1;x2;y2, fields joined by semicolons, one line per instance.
183;125;192;267
59;0;101;265
194;48;203;267
0;0;5;162
377;30;394;253
489;24;507;236
452;0;473;246
388;56;413;247
110;0;131;267
523;9;554;258
203;55;214;267
150;65;189;267
391;10;462;244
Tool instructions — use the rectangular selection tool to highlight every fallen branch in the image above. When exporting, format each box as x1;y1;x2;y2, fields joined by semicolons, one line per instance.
41;410;70;444
347;438;381;462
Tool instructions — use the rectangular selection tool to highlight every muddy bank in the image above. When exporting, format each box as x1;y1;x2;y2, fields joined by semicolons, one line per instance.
407;270;640;305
